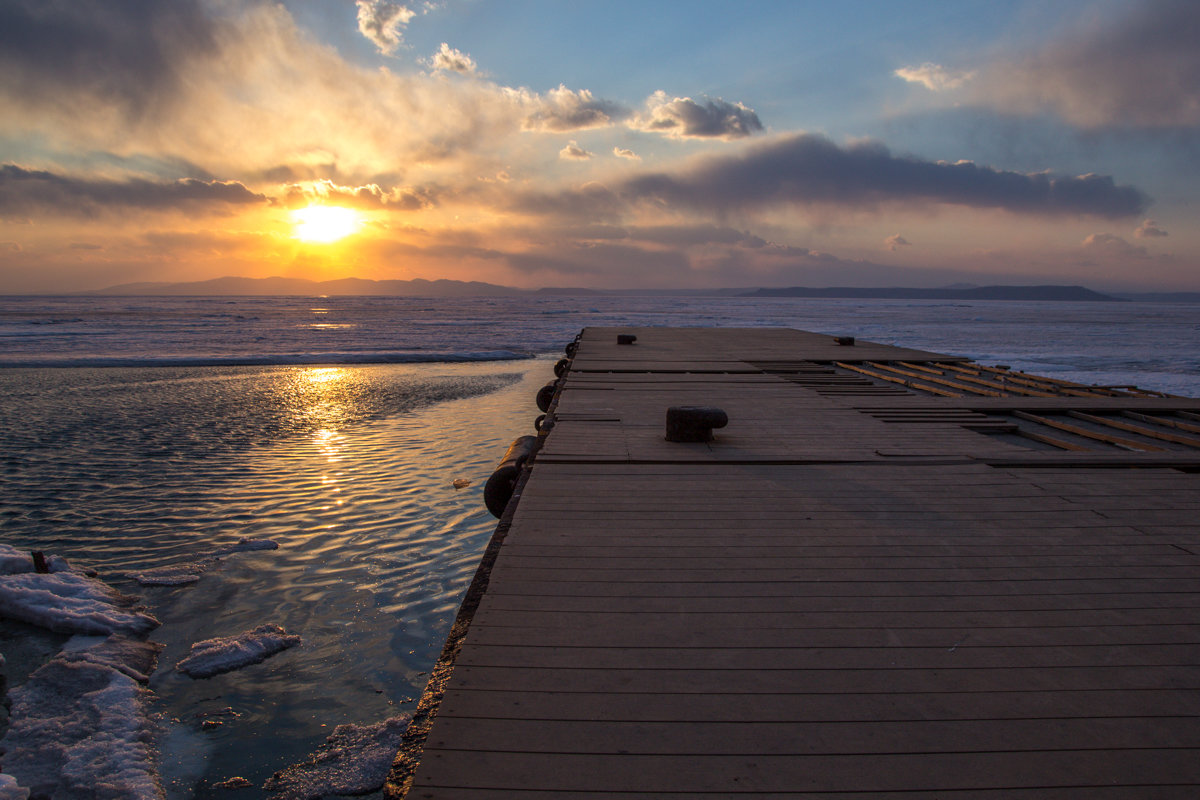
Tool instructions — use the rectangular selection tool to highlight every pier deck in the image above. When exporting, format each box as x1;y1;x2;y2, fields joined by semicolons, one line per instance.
399;327;1200;798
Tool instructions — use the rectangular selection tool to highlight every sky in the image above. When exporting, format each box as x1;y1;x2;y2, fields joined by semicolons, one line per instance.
0;0;1197;293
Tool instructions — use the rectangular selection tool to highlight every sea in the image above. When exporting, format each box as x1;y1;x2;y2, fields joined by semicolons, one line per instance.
1;293;1198;797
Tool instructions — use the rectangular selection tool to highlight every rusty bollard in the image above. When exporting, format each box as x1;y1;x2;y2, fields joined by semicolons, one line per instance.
665;406;728;442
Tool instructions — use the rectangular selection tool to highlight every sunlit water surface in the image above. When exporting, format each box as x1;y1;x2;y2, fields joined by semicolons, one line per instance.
1;360;552;796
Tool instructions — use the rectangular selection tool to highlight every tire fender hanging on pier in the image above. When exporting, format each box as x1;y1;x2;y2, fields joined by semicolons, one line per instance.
483;435;538;518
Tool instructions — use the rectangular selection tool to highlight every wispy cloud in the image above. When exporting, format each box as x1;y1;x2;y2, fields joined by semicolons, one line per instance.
519;85;628;132
427;43;477;75
631;91;764;139
968;0;1200;128
613;147;641;160
559;141;594;160
1135;218;1169;238
280;179;435;211
885;234;911;251
356;0;416;55
894;63;974;91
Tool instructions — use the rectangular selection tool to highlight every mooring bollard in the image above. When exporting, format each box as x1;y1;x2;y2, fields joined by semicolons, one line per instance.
617;334;637;345
835;336;855;346
665;406;729;442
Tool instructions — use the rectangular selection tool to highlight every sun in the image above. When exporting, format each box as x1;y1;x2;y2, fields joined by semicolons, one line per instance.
291;205;361;243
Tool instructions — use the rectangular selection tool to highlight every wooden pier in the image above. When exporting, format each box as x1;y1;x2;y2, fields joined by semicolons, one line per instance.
393;327;1200;798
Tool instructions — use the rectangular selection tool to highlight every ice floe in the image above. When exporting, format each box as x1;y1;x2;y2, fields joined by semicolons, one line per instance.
0;637;164;800
127;537;279;586
176;624;301;678
0;571;159;636
263;715;410;800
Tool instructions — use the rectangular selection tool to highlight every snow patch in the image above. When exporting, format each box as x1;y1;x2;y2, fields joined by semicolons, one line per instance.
176;624;301;678
0;571;159;636
0;638;163;799
263;715;410;800
0;544;70;575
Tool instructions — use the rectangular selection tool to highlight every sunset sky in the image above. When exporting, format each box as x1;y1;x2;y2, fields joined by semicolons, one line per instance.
1;0;1197;293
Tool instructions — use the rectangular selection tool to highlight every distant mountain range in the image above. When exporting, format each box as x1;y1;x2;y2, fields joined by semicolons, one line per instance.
744;285;1124;302
90;276;1199;302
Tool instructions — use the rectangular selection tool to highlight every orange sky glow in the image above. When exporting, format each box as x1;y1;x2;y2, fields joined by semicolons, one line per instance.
1;1;1197;293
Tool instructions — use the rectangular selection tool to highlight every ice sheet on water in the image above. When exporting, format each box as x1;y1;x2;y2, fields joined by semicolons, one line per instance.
0;544;70;575
0;637;164;800
0;571;159;636
127;538;278;586
263;715;410;800
176;624;301;678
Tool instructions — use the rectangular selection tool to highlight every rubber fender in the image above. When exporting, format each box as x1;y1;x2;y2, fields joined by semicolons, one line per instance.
565;341;578;357
665;405;729;442
535;381;557;412
554;358;569;378
483;435;538;518
534;414;546;432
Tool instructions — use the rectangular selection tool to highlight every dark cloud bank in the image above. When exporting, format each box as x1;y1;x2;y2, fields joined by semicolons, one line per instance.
522;133;1150;220
0;165;266;216
0;0;218;117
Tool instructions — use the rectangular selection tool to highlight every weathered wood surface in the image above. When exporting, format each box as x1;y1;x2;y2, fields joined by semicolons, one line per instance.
402;327;1200;798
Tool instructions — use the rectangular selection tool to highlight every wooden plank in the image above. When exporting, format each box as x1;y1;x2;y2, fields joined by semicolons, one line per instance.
398;326;1200;800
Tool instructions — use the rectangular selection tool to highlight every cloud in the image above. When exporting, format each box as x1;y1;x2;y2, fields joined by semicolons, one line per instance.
559;141;593;160
885;234;911;251
0;165;267;217
613;147;640;160
280;179;434;211
1135;218;1169;238
1081;232;1150;259
520;85;627;132
616;133;1150;218
428;42;477;75
355;0;415;55
970;0;1200;128
631;91;764;139
0;0;219;119
894;63;975;91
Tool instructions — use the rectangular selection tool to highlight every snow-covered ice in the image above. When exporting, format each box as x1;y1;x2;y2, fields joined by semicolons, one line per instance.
0;571;159;636
0;544;69;575
127;537;278;586
263;715;410;800
0;637;164;800
176;624;301;678
125;563;208;586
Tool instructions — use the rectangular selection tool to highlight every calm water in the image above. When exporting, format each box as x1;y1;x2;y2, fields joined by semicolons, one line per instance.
1;294;1197;796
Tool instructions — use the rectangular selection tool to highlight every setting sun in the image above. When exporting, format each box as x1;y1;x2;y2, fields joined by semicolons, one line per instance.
291;205;360;243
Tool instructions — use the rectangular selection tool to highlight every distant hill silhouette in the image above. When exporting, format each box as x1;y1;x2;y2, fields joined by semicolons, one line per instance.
92;276;525;297
744;285;1125;302
88;277;1186;303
